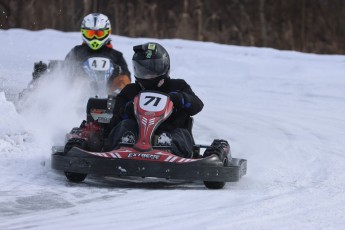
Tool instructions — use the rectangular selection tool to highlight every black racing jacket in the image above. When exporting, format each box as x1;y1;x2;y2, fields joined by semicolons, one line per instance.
64;43;131;78
108;78;204;134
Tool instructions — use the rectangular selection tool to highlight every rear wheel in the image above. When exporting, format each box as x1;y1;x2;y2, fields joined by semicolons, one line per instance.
64;172;87;183
88;132;103;152
64;138;88;154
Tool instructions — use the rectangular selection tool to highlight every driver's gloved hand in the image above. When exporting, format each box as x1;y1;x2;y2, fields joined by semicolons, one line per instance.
32;61;48;80
168;92;185;110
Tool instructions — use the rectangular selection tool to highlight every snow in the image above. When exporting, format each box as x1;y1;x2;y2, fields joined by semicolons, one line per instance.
1;28;345;229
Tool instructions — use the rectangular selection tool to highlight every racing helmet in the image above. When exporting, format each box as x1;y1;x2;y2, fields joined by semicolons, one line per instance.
81;13;111;50
132;42;170;89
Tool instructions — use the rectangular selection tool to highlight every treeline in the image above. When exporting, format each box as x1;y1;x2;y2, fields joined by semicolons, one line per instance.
1;0;344;54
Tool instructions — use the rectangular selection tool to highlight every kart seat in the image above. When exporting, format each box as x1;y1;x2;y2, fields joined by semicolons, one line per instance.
86;97;108;122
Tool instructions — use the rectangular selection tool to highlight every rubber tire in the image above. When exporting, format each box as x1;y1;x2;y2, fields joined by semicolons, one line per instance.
64;172;87;183
203;156;228;189
88;132;103;152
203;140;230;189
204;181;226;189
64;138;88;154
63;138;88;182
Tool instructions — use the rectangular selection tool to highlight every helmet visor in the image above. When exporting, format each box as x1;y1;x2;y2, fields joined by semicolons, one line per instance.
82;29;110;39
133;59;167;79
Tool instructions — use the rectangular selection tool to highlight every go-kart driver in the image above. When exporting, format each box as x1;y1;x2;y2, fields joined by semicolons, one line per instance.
32;13;131;95
64;13;131;94
107;42;204;157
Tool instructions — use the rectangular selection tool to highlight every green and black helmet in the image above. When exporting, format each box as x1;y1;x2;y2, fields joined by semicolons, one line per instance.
132;42;170;80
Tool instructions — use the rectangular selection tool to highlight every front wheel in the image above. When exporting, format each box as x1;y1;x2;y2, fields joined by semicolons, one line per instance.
203;139;230;189
64;172;87;183
203;180;226;189
203;156;228;189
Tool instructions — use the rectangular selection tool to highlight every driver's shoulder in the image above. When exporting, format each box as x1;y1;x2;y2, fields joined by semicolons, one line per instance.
66;45;89;59
167;78;188;88
107;48;124;58
121;83;141;96
169;78;187;84
70;44;87;52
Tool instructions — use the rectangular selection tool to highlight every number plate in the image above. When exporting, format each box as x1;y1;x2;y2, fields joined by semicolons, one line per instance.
139;92;168;112
87;57;111;71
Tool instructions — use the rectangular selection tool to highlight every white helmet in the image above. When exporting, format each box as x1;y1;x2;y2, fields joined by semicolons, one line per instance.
81;13;111;50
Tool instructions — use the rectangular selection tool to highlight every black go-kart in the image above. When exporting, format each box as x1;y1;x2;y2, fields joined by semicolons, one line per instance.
20;57;123;101
51;91;247;189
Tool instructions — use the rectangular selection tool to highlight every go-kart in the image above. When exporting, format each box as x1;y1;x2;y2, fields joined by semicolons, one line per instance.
19;56;123;100
51;91;247;189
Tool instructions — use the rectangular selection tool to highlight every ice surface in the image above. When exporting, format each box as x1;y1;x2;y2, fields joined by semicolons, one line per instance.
0;29;345;229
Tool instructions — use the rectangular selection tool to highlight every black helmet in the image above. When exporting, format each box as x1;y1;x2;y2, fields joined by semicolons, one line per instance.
132;43;170;89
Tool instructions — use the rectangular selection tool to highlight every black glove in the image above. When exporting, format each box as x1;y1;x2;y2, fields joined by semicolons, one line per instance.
169;92;185;110
32;61;48;80
113;64;122;77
